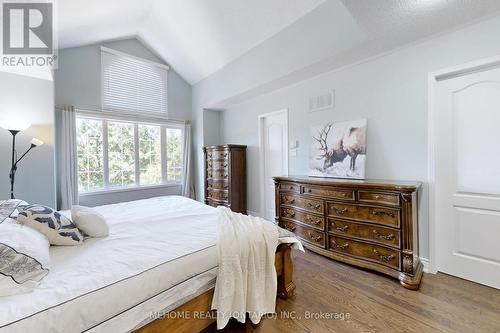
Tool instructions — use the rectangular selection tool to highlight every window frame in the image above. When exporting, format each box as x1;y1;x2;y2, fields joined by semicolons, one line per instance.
100;46;170;117
76;111;185;195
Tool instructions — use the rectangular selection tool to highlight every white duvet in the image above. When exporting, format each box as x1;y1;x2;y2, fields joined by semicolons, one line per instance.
0;196;219;333
0;196;302;333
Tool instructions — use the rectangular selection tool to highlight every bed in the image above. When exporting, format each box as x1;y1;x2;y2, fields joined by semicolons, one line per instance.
0;196;297;333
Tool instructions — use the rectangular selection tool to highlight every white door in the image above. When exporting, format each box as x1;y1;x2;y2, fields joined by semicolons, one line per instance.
260;110;288;222
434;65;500;289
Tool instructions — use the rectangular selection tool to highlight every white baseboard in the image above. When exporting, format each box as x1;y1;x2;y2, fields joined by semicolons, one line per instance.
420;257;430;273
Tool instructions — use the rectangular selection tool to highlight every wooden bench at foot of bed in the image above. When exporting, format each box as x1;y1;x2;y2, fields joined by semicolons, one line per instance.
137;243;295;333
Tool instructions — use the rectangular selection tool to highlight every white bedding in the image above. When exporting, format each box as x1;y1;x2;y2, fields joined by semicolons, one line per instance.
0;196;219;333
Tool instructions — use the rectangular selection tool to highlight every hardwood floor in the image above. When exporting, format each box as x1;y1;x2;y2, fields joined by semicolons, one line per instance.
214;249;500;333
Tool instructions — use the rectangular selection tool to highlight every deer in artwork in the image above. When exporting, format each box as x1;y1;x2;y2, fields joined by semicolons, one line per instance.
312;123;347;170
342;127;366;172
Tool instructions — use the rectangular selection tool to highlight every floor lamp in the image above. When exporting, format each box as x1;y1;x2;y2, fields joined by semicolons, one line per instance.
0;121;44;199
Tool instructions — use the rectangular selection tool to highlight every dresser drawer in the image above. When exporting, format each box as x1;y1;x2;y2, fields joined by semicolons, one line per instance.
280;207;324;230
328;219;400;248
359;191;400;207
329;236;400;270
279;182;300;194
302;186;355;201
207;180;229;190
207;160;229;170
281;194;324;214
208;170;228;180
327;202;400;227
281;220;325;248
207;190;228;202
207;150;229;160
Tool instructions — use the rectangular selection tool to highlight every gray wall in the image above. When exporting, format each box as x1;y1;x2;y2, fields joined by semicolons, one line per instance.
0;71;55;207
196;14;500;260
54;38;192;206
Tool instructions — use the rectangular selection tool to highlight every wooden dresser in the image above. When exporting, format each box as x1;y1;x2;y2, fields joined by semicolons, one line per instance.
203;145;247;214
274;175;423;289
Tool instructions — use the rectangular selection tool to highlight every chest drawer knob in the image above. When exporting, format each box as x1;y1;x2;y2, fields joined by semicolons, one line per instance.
283;209;295;218
283;198;295;205
332;241;349;250
334;207;348;215
308;203;321;210
308;233;322;242
307;217;322;225
373;230;395;240
336;225;349;232
373;249;395;262
289;186;295;190
371;209;395;218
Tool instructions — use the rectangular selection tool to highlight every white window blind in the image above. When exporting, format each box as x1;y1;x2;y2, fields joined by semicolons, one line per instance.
101;47;168;115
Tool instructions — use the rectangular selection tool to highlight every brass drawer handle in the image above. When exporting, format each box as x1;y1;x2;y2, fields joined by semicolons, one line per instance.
340;192;347;197
283;209;295;218
336;225;349;232
308;203;322;210
307;189;312;193
334;207;348;215
371;209;395;218
374;195;382;199
373;229;395;240
333;241;349;250
307;217;322;225
373;249;395;262
309;233;322;242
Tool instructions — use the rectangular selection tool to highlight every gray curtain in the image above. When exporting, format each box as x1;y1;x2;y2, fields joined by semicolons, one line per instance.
181;123;195;199
59;105;79;209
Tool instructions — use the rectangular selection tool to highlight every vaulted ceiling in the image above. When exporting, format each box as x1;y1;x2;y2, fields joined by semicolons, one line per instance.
58;0;500;85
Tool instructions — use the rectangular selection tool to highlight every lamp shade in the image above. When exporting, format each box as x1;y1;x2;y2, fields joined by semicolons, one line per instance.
0;120;31;132
31;138;44;147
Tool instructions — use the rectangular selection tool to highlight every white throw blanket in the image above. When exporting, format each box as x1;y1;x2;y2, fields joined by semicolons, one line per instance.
211;207;283;329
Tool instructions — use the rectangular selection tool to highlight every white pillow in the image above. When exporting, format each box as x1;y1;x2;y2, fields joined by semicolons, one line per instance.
71;206;109;238
17;205;83;246
0;218;50;296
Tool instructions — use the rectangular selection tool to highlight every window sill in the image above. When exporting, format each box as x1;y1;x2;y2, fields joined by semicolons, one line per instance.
79;183;182;197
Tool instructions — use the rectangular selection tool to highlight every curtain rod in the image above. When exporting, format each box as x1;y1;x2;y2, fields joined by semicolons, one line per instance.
55;106;188;125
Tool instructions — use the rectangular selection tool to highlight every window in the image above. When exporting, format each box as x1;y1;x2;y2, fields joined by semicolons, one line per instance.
76;118;104;191
76;117;183;193
101;47;169;115
166;128;183;182
139;125;161;185
108;121;135;187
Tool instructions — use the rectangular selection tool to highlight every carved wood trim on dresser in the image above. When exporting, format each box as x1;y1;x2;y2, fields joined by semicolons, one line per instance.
274;175;423;289
203;145;247;214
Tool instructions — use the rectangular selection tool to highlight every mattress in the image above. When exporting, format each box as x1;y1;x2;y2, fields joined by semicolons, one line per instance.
0;196;219;333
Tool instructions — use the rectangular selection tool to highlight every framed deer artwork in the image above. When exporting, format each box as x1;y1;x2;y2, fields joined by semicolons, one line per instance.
309;119;367;179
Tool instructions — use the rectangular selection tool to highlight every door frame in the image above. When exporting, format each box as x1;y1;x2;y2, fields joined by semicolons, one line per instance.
428;54;500;274
258;109;289;219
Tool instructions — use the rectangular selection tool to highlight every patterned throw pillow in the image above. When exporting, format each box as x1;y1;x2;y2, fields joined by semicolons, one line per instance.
0;218;50;296
17;205;84;246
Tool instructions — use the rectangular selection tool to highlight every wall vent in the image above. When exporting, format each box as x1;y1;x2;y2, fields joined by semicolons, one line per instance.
309;90;335;112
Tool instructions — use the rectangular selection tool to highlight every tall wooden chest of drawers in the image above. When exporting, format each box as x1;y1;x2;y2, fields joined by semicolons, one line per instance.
203;145;247;214
274;175;423;289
